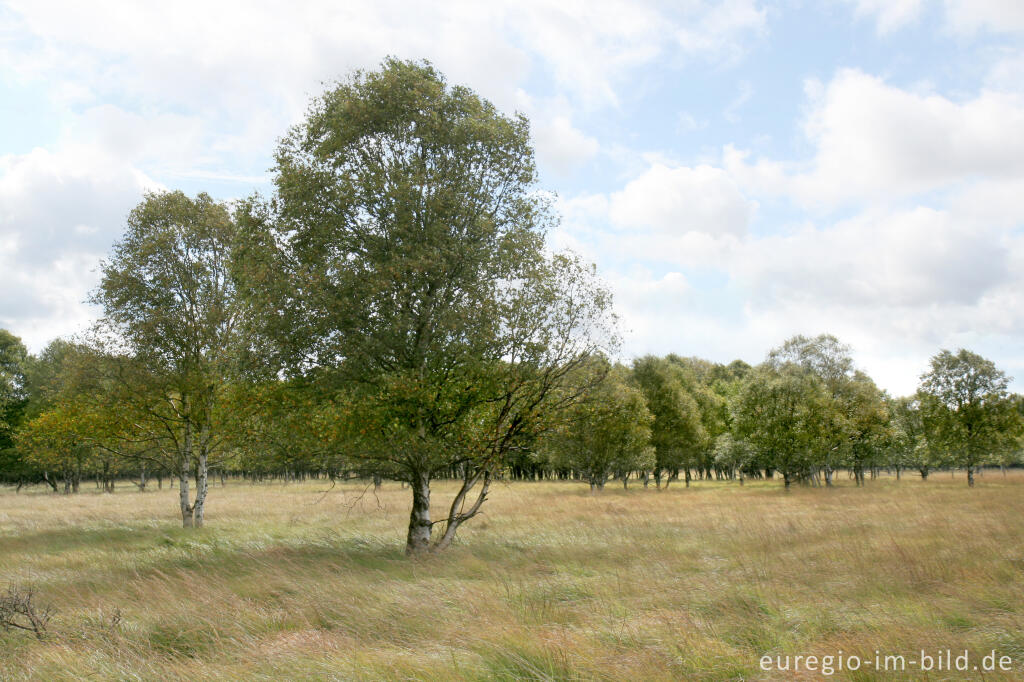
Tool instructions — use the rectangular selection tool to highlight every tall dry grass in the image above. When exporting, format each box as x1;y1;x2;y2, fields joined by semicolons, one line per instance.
1;472;1022;680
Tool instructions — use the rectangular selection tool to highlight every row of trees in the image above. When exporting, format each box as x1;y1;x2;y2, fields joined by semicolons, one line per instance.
546;339;1023;491
5;328;1021;502
2;59;1022;555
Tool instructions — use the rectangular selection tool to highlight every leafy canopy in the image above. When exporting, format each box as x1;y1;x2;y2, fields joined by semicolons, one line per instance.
236;58;616;481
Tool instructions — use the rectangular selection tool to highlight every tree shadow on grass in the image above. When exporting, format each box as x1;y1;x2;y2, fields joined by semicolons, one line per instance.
0;525;157;556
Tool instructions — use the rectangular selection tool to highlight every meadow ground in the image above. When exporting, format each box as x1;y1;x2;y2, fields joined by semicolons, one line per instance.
1;472;1023;681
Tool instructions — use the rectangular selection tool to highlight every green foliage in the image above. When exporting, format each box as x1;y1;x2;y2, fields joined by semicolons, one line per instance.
767;333;854;389
0;329;28;416
95;191;240;380
919;349;1016;483
762;335;895;485
732;363;832;486
17;340;94;487
890;395;944;476
712;432;756;480
1;65;1022;522
0;330;33;484
631;355;706;480
841;371;892;483
547;363;653;489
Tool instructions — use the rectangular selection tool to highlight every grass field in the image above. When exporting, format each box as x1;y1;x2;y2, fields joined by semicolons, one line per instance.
1;472;1023;680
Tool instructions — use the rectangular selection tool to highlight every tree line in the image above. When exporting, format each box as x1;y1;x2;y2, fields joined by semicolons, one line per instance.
543;339;1023;491
1;59;1022;555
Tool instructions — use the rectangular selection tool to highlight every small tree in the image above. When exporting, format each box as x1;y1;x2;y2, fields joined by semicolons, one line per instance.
732;364;831;488
548;364;653;491
889;395;945;480
768;334;861;486
18;407;98;494
91;191;245;526
0;330;37;489
843;373;891;486
631;356;706;488
994;395;1024;475
0;330;28;423
17;340;94;493
712;433;755;484
919;349;1014;487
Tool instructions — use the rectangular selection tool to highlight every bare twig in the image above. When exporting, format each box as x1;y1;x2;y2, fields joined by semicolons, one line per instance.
1;586;53;639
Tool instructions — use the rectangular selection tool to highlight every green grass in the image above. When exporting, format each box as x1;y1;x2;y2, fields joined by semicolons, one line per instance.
1;472;1023;680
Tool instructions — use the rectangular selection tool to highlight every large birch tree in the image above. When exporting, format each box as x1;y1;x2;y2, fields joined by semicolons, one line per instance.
235;58;615;554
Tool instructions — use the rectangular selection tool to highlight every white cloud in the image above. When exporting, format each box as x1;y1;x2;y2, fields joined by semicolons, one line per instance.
722;203;1024;394
609;163;755;236
676;111;706;133
842;0;1024;35
943;0;1024;34
545;58;1024;394
3;1;1022;395
532;114;600;176
1;0;766;114
734;207;1010;307
726;69;1024;206
672;0;767;59
843;0;925;33
986;49;1024;91
0;145;159;350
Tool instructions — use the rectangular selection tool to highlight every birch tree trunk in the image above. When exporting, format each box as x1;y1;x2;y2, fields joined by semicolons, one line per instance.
406;470;432;554
193;441;209;528
179;406;194;528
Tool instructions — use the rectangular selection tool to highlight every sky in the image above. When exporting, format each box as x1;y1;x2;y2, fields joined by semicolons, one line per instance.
1;0;1023;395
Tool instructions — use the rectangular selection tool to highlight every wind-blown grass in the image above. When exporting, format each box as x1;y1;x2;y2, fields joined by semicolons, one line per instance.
1;472;1022;680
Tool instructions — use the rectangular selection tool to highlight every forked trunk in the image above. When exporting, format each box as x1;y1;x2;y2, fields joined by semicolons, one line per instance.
434;470;490;552
406;470;432;555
